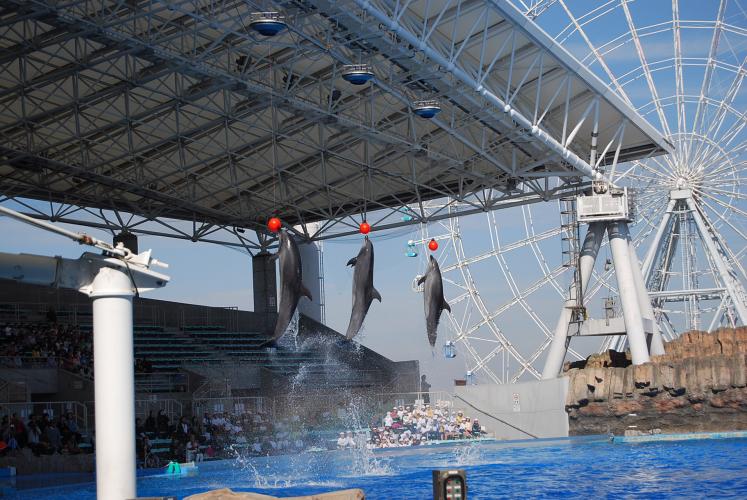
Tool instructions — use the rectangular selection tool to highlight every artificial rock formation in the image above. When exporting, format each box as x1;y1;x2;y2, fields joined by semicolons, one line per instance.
564;327;747;435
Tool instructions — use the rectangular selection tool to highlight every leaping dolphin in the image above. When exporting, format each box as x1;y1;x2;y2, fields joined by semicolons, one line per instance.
417;255;451;347
267;230;312;345
345;237;381;339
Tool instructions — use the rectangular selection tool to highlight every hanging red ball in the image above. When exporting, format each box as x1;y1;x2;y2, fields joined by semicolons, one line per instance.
428;238;439;251
359;221;371;235
267;217;281;233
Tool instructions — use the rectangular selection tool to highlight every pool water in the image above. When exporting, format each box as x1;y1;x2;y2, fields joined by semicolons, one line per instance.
13;436;747;499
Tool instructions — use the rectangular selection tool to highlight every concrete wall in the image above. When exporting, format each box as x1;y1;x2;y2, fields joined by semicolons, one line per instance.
0;368;57;395
454;377;569;439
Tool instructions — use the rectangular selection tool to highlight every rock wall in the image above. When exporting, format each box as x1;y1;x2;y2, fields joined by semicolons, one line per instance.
564;328;747;435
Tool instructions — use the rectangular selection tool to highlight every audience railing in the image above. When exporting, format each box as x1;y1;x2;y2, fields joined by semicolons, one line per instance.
135;372;189;393
0;400;89;433
192;396;271;417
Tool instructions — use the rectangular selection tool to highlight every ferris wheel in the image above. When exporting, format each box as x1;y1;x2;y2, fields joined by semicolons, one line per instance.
411;0;747;384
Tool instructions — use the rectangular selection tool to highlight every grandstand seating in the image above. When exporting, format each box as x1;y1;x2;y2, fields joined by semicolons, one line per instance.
75;323;331;378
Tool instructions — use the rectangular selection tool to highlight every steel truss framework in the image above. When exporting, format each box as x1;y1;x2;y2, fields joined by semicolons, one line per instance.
0;0;668;248
410;0;747;384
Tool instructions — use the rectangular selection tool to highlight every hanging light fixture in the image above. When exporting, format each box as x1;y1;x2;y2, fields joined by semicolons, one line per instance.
249;12;287;36
413;99;442;119
342;64;375;85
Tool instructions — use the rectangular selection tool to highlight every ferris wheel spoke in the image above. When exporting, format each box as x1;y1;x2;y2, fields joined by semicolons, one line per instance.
625;170;671;185
697;201;747;283
672;0;687;142
689;0;727;160
695;190;747;221
522;206;565;296
557;0;633;105
697;184;747;202
691;57;747;165
696;196;747;241
621;0;674;139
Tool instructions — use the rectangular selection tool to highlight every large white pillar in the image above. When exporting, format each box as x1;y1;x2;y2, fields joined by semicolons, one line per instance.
608;222;651;365
91;267;137;500
641;198;676;280
686;196;747;324
542;222;605;379
628;238;665;356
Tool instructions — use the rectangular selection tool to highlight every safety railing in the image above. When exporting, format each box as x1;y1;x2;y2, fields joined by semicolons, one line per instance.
135;372;189;394
192;396;272;417
0;400;89;432
133;398;184;424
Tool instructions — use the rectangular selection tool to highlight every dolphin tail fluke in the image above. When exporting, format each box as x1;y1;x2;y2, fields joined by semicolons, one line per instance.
344;323;357;340
417;275;426;286
346;257;358;267
442;299;451;313
372;287;382;302
300;284;313;301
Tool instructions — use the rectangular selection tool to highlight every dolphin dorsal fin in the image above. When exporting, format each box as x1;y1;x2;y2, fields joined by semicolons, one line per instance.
417;275;426;286
372;287;382;302
442;299;451;313
346;257;358;267
300;283;313;301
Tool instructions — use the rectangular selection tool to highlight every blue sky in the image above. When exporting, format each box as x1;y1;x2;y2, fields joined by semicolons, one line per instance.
1;1;745;390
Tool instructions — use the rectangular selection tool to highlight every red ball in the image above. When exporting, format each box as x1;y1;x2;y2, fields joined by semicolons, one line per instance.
428;238;438;251
359;221;371;235
267;217;281;233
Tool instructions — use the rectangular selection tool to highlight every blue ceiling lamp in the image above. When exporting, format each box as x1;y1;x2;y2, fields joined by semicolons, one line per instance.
249;12;287;36
413;99;442;119
342;64;375;85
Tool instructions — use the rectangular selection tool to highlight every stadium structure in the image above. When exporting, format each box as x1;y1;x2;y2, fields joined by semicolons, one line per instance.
0;1;743;499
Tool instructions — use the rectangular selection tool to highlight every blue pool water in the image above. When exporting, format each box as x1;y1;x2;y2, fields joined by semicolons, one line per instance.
13;436;747;499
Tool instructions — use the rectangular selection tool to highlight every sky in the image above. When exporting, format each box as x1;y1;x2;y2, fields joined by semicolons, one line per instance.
1;1;746;391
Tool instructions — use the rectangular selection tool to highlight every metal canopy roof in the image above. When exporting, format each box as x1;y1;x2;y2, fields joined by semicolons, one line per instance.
0;0;672;244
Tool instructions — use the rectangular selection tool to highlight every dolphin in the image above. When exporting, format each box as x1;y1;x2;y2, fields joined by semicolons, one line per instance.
267;230;312;345
417;255;451;347
345;237;381;339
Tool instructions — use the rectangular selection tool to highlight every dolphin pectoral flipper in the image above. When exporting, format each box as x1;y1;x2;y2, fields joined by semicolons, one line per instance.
372;287;382;302
300;283;313;301
417;275;426;286
346;257;358;267
442;299;451;313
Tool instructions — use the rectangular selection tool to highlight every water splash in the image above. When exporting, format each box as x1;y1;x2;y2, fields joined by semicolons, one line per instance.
230;447;290;488
452;440;484;466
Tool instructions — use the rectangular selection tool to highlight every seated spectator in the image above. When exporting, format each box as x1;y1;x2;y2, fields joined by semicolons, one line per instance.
144;411;156;433
336;432;347;450
185;434;203;463
46;422;62;453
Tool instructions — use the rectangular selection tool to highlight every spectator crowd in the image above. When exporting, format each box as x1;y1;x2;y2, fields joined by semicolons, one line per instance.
0;410;87;457
137;408;309;467
364;402;486;448
2;323;93;377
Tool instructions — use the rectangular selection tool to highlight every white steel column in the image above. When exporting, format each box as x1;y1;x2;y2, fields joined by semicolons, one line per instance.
608;221;651;365
628;238;665;356
685;197;747;324
641;198;677;280
542;222;604;379
91;267;137;500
